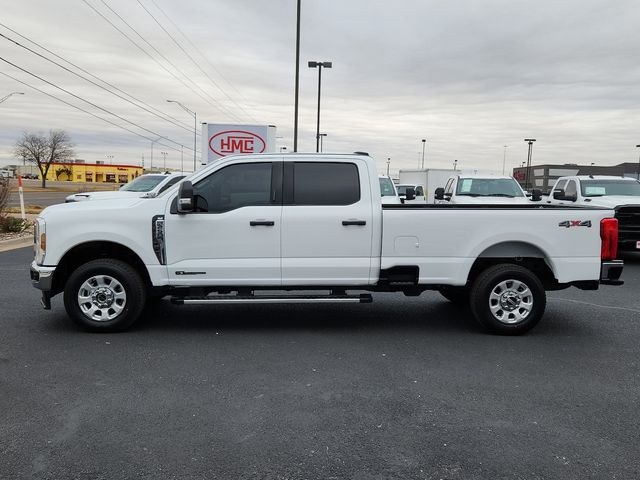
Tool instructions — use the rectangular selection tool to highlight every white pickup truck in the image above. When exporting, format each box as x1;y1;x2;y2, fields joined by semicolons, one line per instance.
546;175;640;252
434;174;541;204
31;153;623;335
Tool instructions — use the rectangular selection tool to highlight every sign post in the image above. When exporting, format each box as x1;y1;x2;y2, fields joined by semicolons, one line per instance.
17;175;25;220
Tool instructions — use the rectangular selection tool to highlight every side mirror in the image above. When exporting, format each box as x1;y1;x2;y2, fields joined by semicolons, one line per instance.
404;187;416;201
552;189;565;200
434;187;445;200
531;189;542;202
177;180;194;213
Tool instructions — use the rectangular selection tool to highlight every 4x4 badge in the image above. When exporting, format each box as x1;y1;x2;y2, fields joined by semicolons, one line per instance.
558;220;592;228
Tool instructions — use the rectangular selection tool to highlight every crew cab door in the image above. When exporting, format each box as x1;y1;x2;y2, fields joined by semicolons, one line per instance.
281;159;374;285
164;160;282;286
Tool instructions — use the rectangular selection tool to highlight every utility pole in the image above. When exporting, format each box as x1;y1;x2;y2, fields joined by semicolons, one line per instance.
293;0;301;152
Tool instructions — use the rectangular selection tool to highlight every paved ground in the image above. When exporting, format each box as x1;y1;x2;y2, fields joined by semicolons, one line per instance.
7;190;70;208
1;247;639;479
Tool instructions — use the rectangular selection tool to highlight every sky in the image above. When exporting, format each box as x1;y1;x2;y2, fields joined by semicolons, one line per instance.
0;0;639;175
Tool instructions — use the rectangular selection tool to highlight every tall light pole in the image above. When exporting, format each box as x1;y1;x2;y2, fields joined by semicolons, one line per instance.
308;61;332;153
386;157;391;176
293;0;301;152
319;133;327;152
167;100;197;172
453;159;458;171
636;145;640;180
421;139;426;169
502;145;509;175
0;92;24;104
160;151;168;171
524;139;536;190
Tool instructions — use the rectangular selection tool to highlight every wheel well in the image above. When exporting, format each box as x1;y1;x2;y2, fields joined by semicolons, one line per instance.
467;257;557;289
52;241;151;295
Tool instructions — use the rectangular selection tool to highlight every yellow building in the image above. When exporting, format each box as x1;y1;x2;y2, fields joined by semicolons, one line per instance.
44;162;143;184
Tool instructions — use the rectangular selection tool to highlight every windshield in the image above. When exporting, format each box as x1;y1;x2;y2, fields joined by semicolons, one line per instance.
580;179;640;197
456;178;524;197
120;175;168;192
379;177;397;196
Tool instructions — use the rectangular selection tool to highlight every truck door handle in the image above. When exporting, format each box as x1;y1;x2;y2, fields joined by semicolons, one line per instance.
250;220;275;226
342;220;366;226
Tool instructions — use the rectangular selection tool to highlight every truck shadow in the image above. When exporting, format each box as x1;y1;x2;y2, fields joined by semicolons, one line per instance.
132;293;593;338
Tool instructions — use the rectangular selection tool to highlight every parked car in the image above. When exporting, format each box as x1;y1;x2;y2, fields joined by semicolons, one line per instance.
31;153;622;335
435;174;540;204
65;173;186;203
546;175;640;251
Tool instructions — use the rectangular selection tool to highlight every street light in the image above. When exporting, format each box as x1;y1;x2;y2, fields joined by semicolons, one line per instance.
636;145;640;180
160;151;168;171
524;139;536;190
319;133;327;152
453;159;458;170
502;145;509;175
421;139;426;169
167;100;197;172
308;61;332;153
0;92;24;104
387;157;391;176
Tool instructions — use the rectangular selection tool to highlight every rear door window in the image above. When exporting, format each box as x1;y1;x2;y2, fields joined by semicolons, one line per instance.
292;162;360;205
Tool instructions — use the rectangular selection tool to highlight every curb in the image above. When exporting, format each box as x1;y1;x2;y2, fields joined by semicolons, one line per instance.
0;236;33;253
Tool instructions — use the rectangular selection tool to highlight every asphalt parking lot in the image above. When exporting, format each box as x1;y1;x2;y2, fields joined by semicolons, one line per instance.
1;247;639;479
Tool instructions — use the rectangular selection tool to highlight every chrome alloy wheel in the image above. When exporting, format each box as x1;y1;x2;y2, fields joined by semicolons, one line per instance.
488;279;533;324
77;275;127;321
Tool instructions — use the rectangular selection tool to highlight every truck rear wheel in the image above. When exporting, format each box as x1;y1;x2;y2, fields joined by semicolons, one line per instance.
63;259;146;332
470;264;546;335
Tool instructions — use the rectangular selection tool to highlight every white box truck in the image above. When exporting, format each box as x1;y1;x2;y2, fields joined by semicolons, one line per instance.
398;169;456;204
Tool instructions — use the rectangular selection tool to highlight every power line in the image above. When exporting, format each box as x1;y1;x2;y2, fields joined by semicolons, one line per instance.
0;28;198;137
138;0;258;123
0;70;187;154
148;0;251;104
81;0;222;119
0;56;191;152
90;0;245;122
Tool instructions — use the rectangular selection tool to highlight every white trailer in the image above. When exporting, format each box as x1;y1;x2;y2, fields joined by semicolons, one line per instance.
398;168;456;204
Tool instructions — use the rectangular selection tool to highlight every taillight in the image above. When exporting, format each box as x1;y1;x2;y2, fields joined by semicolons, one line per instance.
600;218;618;260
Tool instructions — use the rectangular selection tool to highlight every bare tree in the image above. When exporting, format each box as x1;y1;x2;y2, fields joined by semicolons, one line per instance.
14;130;75;188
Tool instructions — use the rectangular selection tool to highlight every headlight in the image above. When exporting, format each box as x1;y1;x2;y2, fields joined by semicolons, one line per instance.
34;217;46;265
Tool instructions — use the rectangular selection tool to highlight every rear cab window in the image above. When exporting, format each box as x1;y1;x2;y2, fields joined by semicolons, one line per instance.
291;162;360;205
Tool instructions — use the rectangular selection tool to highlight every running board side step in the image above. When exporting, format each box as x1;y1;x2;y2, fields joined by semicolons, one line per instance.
170;293;373;305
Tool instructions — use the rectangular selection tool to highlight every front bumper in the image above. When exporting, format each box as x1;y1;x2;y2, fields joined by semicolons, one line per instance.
30;261;56;309
30;261;55;290
600;260;624;286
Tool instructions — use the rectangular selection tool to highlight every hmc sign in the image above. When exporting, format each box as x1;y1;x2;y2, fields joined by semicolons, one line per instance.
202;123;277;163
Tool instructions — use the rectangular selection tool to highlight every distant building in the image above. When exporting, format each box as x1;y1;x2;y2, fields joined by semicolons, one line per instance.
42;161;143;183
513;162;640;192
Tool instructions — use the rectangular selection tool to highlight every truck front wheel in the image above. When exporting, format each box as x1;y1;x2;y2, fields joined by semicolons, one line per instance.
63;259;147;332
469;264;546;335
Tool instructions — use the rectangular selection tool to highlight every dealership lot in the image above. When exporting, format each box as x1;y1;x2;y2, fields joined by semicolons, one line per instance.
1;246;639;479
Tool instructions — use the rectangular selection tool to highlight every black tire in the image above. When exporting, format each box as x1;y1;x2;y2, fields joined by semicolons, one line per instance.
470;264;546;335
438;286;470;306
63;258;147;332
